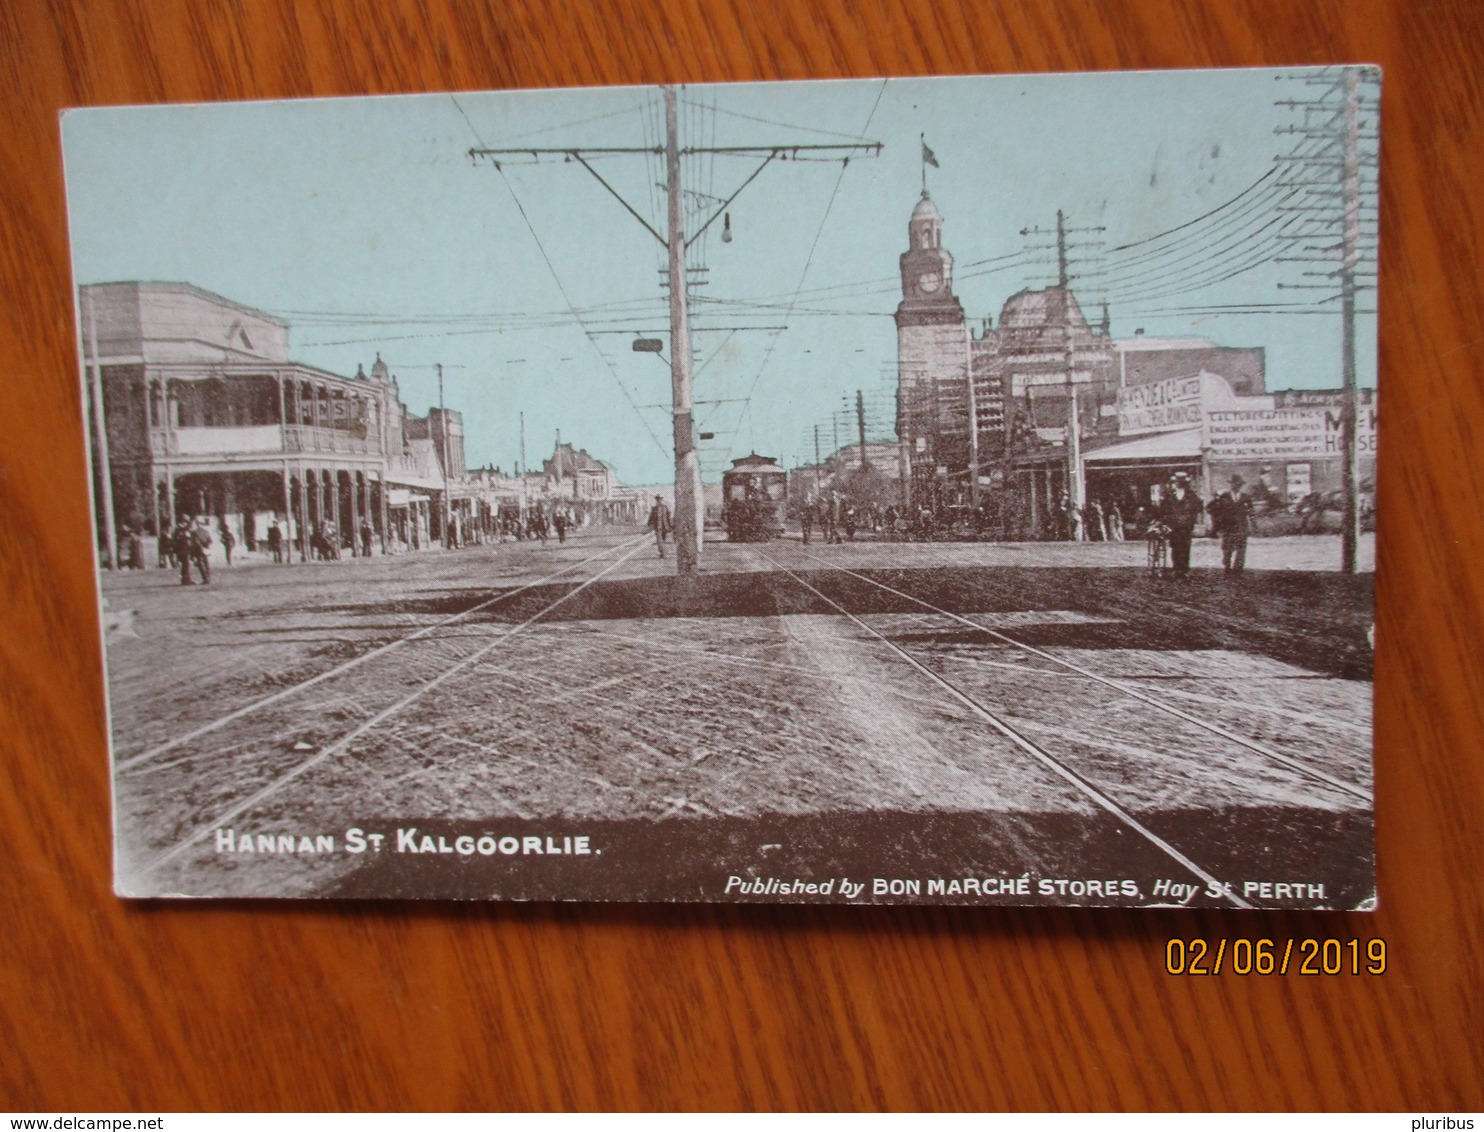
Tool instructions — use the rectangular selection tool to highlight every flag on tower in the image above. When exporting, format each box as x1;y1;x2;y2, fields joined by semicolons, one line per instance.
922;139;940;168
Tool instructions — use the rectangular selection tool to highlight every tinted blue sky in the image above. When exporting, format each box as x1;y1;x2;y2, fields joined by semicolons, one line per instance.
62;69;1378;484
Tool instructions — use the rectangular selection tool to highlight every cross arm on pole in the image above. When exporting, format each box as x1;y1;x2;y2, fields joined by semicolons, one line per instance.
680;143;882;156
469;146;662;157
470;145;669;247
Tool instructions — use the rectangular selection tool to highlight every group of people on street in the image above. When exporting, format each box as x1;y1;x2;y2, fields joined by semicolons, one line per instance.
1149;471;1255;578
799;494;861;545
164;515;215;585
1054;494;1126;543
494;504;577;545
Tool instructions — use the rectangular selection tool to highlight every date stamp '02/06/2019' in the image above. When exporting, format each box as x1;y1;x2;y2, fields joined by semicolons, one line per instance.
1165;938;1387;976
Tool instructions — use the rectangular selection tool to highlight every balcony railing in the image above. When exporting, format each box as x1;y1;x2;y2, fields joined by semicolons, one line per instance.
283;425;379;455
151;424;382;458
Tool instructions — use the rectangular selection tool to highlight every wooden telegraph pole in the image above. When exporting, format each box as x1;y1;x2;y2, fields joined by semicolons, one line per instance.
469;89;879;577
437;362;451;548
84;289;119;570
1339;68;1362;575
1276;66;1378;574
665;87;703;575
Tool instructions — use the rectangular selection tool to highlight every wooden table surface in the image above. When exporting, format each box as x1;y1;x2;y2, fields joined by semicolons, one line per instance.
1;0;1479;1112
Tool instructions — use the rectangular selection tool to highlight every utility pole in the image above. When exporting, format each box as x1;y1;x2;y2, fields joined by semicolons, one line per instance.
1057;211;1083;533
84;289;118;570
1019;210;1104;537
856;390;869;470
1339;68;1362;575
1276;66;1379;575
665;87;703;576
437;362;451;548
518;409;527;519
813;424;821;467
965;335;980;507
470;92;879;577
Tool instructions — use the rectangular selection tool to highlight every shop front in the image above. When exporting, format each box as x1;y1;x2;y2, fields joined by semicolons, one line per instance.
1082;427;1205;535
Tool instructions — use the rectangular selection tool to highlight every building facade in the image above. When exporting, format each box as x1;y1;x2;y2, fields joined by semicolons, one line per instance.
888;191;1327;535
81;281;462;561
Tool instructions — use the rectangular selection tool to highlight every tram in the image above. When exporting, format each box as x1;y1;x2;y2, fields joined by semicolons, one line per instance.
721;453;788;542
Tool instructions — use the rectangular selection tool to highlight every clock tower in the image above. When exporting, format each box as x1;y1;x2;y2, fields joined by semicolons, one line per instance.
897;191;962;313
895;191;970;502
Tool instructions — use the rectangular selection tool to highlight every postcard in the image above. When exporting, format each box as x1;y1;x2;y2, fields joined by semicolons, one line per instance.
63;67;1379;906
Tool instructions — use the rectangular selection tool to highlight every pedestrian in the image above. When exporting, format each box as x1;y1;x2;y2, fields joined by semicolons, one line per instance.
193;516;214;583
119;526;142;569
267;518;284;564
842;504;857;542
553;509;568;544
1085;500;1104;542
647;493;672;558
1158;472;1203;578
821;494;840;544
173;517;195;585
1211;474;1256;575
218;519;235;566
360;517;374;558
158;525;174;569
1055;492;1073;541
1106;500;1124;542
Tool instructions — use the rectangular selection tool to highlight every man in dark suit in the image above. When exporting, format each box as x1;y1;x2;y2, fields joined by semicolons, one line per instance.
1211;474;1256;575
647;494;672;558
172;517;195;585
1159;472;1203;578
189;516;213;584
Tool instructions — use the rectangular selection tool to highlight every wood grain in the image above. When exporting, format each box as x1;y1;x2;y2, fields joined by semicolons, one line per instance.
1;0;1479;1112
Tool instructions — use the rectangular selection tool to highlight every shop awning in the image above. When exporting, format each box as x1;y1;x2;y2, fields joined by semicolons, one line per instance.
1083;427;1203;465
387;489;431;507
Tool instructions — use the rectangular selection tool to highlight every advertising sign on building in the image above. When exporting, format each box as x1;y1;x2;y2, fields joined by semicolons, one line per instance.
1205;403;1377;459
1117;375;1203;435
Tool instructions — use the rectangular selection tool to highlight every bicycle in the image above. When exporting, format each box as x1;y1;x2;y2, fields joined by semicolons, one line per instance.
1146;521;1170;573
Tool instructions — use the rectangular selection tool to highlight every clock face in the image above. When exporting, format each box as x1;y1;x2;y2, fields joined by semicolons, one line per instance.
918;271;943;294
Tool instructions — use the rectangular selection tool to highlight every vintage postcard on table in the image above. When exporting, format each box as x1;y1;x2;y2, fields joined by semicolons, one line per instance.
63;68;1379;907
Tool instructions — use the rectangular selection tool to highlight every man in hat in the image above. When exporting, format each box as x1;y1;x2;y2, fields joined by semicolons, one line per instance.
172;516;196;585
1158;472;1203;578
646;493;672;558
189;515;213;584
1211;473;1257;575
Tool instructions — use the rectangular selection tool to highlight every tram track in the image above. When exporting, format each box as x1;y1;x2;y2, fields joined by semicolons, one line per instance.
755;548;1258;908
131;536;650;878
116;533;648;772
114;529;1370;903
782;546;1372;806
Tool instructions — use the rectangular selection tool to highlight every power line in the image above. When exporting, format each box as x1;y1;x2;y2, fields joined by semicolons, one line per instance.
1105;166;1279;252
1094;183;1287;287
491;163;670;460
727;78;890;452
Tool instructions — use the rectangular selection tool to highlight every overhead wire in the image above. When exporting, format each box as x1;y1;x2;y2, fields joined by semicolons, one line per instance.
727;78;890;454
492;164;670;460
449;93;671;461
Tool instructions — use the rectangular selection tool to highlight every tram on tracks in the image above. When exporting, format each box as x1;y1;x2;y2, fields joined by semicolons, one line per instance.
721;453;788;542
